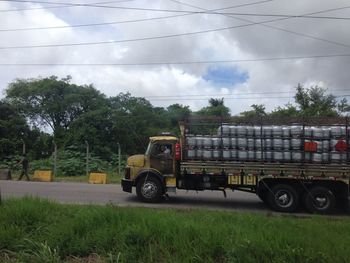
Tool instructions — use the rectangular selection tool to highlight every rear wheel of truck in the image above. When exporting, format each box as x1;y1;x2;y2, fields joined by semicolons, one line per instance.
267;184;299;213
136;176;163;203
304;186;335;214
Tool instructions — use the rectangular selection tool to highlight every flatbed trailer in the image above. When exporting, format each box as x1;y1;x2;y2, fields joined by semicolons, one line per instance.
122;116;350;213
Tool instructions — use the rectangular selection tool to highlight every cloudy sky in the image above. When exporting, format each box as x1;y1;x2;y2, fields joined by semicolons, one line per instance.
0;0;350;114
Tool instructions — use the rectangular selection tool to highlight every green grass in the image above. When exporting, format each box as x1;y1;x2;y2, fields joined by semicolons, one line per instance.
0;198;350;263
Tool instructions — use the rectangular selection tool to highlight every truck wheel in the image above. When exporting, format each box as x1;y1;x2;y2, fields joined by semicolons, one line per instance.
136;176;163;203
267;184;299;212
304;186;335;214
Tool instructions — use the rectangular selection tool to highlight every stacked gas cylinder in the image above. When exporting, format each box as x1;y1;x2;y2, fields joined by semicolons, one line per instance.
185;125;349;163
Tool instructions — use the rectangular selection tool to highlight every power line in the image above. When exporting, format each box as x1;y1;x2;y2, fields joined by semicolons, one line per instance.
0;0;134;12
1;18;350;51
0;22;285;49
0;0;280;13
1;4;349;51
0;0;268;13
2;0;350;21
0;1;272;32
1;53;350;64
0;14;185;32
169;0;350;50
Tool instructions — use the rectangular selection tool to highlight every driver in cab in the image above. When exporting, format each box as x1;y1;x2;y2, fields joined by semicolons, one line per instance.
157;145;171;158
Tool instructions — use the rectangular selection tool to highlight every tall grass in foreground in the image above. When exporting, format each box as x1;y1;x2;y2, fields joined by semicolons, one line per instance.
0;198;349;263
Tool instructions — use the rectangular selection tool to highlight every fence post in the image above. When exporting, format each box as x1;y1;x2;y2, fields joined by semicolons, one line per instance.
85;140;89;177
53;141;57;177
117;142;121;176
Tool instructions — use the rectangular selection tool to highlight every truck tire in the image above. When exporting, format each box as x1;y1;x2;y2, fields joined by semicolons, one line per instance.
304;186;335;214
267;184;299;212
136;176;163;203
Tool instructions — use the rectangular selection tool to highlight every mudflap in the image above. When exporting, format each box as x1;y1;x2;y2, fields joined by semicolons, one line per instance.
121;179;133;193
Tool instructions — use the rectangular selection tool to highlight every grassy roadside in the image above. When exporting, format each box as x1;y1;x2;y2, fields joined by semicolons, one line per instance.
0;198;350;263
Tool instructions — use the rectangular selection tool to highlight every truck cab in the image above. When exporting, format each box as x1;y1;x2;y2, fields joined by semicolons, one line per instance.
122;134;179;202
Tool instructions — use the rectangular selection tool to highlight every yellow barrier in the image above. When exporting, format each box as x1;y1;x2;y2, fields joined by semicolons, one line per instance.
33;170;53;182
165;177;176;187
89;172;107;184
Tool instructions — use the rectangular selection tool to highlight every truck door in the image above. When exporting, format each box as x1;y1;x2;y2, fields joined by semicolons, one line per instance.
149;142;174;175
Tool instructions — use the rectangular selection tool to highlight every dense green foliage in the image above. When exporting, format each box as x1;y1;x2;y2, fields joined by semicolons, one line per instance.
0;100;52;162
0;198;350;262
196;98;231;117
295;84;338;117
0;101;27;158
1;76;350;173
6;76;106;144
3;77;198;158
1;150;124;177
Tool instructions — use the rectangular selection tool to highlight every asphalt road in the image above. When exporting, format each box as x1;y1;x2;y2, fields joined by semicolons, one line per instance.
0;180;269;213
1;181;348;216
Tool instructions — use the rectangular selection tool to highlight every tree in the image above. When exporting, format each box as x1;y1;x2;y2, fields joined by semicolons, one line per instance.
270;103;299;117
166;104;191;127
27;129;53;160
6;76;107;144
240;104;266;118
109;93;171;154
197;98;230;117
65;106;114;159
0;100;28;158
0;100;52;160
337;98;350;115
209;98;224;107
294;84;338;117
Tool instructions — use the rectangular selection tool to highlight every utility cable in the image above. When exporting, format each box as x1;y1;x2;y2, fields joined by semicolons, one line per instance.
2;0;350;21
1;4;350;50
0;53;350;63
0;1;273;32
0;0;134;12
169;0;350;50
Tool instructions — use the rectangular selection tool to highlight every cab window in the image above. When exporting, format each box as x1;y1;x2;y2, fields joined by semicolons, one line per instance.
150;143;172;157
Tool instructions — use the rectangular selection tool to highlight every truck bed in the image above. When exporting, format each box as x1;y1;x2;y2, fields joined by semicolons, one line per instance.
181;160;350;179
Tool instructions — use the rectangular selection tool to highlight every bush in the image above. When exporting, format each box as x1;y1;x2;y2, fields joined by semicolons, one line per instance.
0;155;21;171
30;158;52;171
56;150;85;176
56;150;112;176
0;148;126;177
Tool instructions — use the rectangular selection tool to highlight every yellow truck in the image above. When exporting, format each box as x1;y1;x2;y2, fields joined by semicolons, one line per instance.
122;116;350;213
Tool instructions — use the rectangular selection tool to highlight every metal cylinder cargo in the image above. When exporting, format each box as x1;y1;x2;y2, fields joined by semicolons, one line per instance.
121;116;350;214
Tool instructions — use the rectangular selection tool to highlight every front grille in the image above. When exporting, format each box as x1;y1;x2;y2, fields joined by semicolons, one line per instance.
124;167;131;179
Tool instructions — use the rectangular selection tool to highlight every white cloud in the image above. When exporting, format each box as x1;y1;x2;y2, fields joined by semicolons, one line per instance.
1;0;350;115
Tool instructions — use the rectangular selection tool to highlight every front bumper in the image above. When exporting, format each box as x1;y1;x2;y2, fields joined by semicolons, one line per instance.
121;179;133;193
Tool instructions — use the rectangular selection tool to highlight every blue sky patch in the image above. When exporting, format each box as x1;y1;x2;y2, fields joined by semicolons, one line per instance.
203;66;249;86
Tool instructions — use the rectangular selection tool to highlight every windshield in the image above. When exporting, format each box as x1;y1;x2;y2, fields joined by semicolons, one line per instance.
145;141;173;156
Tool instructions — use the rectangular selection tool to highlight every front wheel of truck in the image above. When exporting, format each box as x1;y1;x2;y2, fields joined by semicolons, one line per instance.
136;176;163;203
